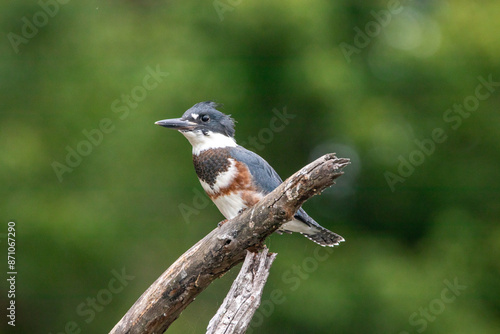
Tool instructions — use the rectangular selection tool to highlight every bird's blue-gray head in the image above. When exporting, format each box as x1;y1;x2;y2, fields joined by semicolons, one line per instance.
155;101;238;154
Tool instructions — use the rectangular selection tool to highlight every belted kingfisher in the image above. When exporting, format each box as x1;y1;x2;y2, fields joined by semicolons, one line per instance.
155;101;344;247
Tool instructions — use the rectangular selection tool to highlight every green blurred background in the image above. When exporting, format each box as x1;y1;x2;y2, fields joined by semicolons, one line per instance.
1;0;499;333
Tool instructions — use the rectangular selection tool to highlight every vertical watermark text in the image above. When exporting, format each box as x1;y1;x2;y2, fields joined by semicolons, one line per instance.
6;221;17;326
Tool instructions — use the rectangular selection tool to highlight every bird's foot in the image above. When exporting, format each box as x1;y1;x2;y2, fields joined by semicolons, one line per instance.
218;219;228;227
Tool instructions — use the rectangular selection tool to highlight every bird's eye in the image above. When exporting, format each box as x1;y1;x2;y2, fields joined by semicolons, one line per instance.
201;114;210;122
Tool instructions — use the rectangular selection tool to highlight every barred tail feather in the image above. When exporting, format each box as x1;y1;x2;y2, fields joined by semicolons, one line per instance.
302;225;344;247
280;218;344;247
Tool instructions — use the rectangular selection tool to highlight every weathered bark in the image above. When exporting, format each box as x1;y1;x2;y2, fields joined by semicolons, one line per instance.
206;248;277;334
110;153;349;334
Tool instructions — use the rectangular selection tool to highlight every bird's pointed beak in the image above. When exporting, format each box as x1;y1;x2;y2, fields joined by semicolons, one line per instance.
155;118;197;130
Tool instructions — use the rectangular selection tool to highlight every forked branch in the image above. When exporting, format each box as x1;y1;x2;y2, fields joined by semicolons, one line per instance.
110;153;349;334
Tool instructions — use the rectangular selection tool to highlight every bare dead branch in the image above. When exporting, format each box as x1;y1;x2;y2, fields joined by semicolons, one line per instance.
206;248;277;334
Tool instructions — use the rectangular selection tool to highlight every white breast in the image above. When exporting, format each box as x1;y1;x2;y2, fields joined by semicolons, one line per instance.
212;193;248;219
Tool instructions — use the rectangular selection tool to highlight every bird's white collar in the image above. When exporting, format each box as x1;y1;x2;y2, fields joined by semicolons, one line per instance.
181;130;237;155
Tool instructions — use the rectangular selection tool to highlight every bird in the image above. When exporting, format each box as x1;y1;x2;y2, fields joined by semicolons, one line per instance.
155;101;344;247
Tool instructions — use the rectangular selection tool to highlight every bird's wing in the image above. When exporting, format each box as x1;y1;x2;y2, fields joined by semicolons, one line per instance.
228;146;283;194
